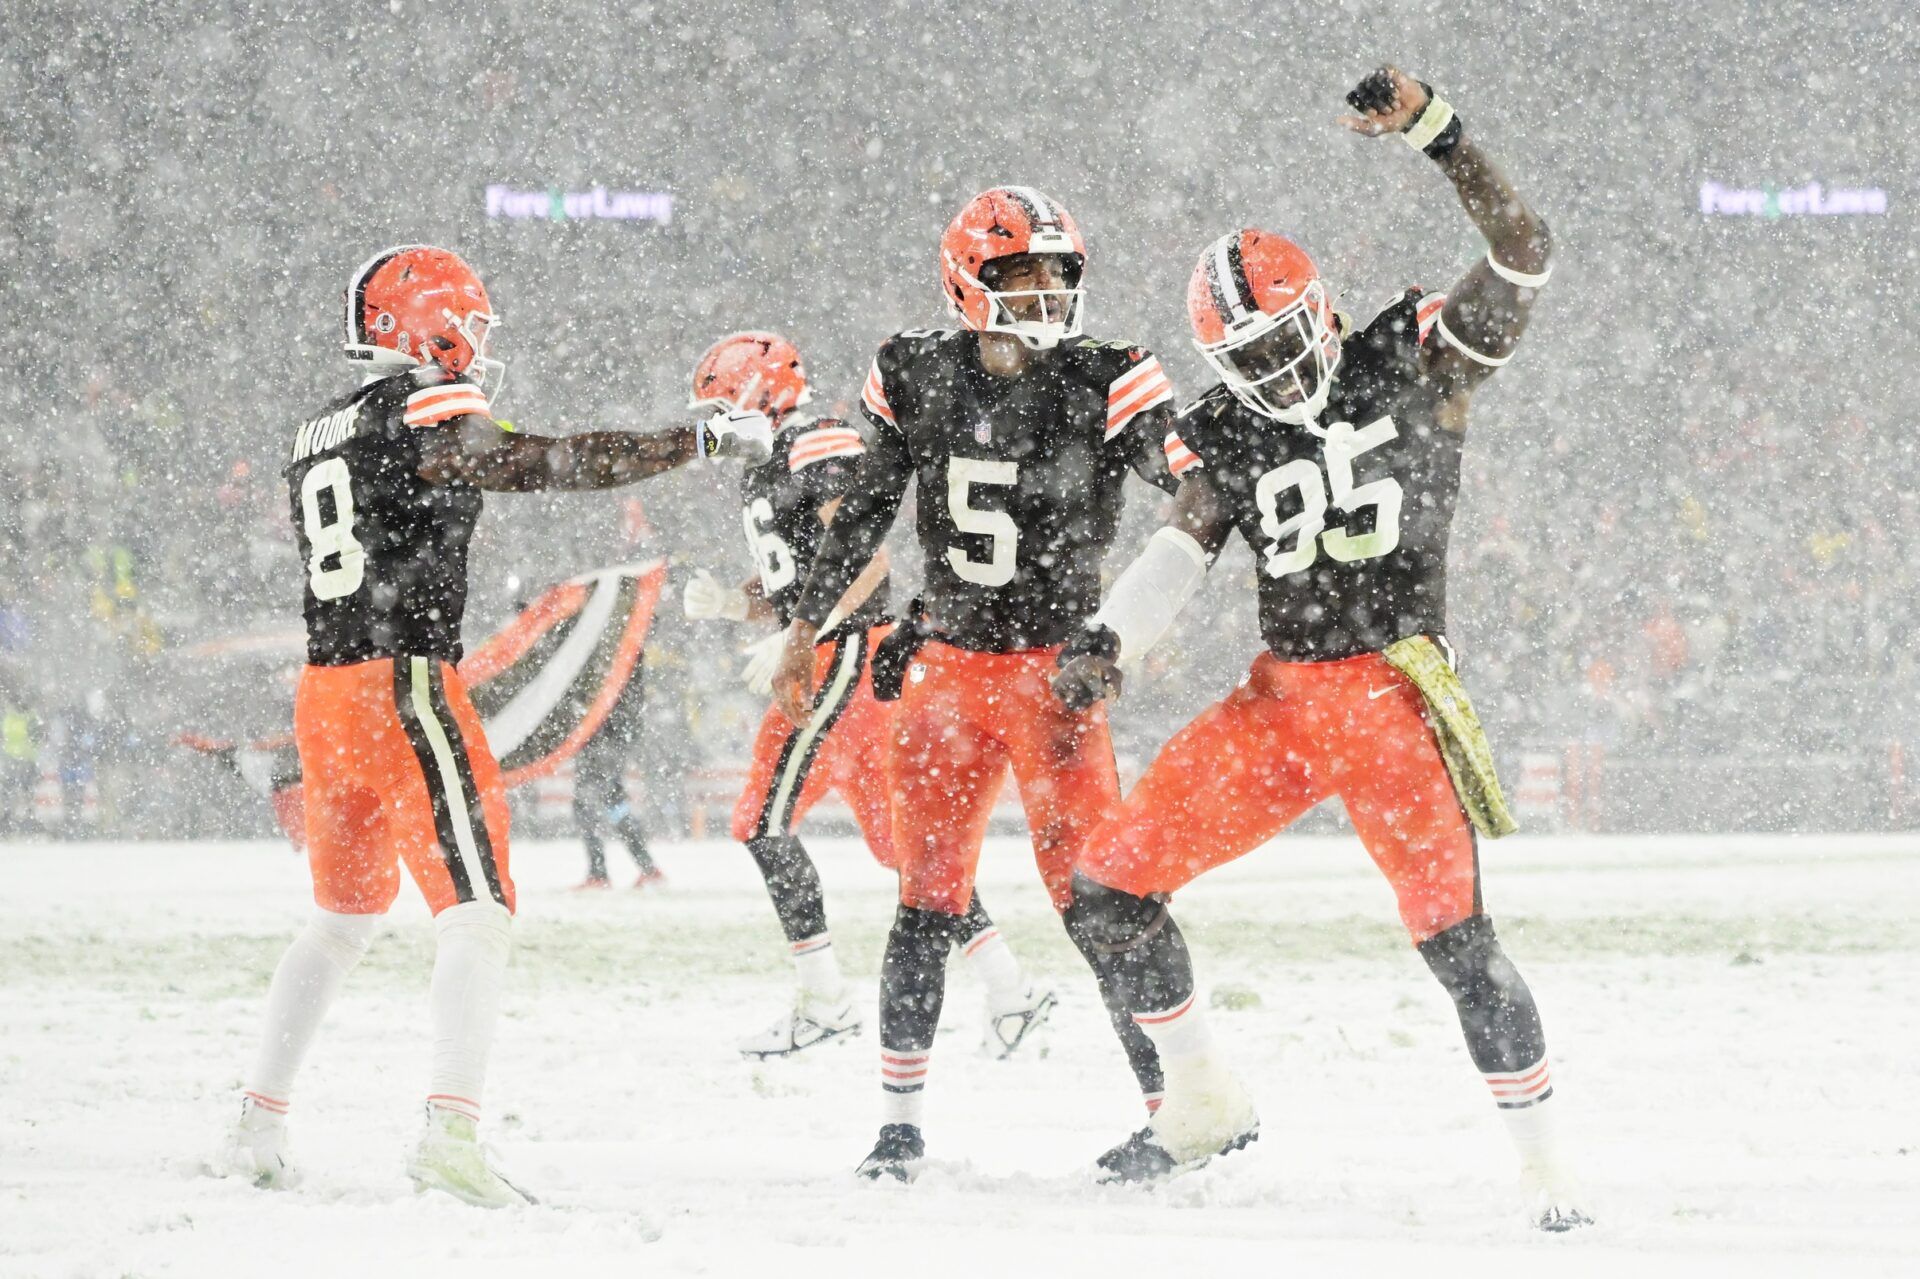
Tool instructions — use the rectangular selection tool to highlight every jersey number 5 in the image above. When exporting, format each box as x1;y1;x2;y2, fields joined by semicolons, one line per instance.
946;458;1018;587
1254;416;1403;577
743;497;798;593
299;458;367;601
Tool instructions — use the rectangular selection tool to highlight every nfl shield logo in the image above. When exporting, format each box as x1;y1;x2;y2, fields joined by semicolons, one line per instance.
973;419;992;445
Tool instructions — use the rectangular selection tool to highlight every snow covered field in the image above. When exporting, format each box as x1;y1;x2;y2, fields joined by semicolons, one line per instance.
2;832;1915;1277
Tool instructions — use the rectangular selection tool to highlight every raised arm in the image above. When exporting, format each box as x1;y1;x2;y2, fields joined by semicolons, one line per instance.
416;407;772;492
1340;66;1553;412
770;426;914;724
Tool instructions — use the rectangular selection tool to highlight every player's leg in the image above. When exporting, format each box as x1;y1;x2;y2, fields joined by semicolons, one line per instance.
1069;666;1330;1178
1330;660;1586;1229
952;886;1058;1059
571;752;612;888
731;632;871;1057
225;663;401;1188
387;656;530;1207
860;651;1006;1180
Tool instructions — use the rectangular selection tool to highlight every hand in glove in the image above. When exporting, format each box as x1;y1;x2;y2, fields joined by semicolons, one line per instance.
683;568;751;622
698;406;775;461
739;630;787;697
1049;624;1124;712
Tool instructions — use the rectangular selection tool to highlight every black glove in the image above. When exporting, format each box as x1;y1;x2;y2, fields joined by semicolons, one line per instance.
871;603;934;702
1345;68;1462;159
1050;625;1123;712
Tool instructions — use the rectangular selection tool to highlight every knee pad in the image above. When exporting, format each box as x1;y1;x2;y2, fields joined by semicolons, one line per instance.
892;904;962;950
1065;872;1167;955
310;910;381;968
434;899;513;959
1417;914;1511;996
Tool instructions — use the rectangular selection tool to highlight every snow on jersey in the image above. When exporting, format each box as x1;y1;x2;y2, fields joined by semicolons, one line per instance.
802;329;1176;652
1165;289;1464;659
737;415;889;630
286;365;490;665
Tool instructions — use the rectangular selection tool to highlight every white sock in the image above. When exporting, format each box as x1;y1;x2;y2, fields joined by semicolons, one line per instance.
880;1047;929;1127
426;900;513;1124
791;933;845;1002
245;910;380;1112
1489;1057;1562;1167
1134;992;1215;1064
960;927;1029;1012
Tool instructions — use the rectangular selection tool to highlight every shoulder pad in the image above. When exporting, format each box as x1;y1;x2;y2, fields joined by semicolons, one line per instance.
400;369;490;428
787;419;867;472
1357;288;1431;352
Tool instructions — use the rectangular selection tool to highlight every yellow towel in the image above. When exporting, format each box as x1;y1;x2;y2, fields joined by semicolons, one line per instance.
1382;636;1518;839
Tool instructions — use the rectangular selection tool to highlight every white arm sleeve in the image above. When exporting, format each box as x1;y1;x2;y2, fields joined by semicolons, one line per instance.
1088;526;1210;665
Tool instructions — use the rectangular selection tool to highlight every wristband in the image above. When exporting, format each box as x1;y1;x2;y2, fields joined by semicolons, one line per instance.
1402;84;1462;159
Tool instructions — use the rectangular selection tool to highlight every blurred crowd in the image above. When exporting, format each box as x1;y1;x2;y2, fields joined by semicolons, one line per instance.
2;0;1910;835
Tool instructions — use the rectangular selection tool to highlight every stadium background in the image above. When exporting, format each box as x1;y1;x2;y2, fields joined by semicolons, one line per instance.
0;0;1909;837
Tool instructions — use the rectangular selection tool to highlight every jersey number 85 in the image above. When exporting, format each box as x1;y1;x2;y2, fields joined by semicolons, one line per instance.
1255;416;1402;578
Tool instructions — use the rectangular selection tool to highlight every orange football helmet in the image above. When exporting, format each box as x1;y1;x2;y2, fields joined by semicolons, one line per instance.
939;186;1086;349
343;245;503;392
688;331;813;418
1188;229;1341;424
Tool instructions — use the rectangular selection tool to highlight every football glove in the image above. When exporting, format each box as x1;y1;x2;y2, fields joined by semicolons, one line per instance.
739;631;786;697
1050;624;1123;712
699;406;775;462
683;569;751;622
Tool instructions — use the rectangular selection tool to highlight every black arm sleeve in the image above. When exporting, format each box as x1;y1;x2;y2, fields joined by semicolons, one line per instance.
790;423;913;628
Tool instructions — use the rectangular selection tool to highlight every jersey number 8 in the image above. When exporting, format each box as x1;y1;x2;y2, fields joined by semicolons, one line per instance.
1255;416;1403;577
300;458;367;601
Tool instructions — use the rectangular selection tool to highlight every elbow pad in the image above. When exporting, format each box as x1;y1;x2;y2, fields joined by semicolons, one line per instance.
1088;527;1209;664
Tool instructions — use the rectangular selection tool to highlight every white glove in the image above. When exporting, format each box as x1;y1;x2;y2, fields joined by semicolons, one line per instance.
699;406;774;461
738;631;787;697
683;569;751;622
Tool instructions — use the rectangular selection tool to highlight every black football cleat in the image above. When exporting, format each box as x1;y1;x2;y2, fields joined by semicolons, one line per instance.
855;1123;925;1183
1533;1203;1595;1233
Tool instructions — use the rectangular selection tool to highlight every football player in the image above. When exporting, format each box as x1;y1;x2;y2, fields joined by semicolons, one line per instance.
768;188;1179;1180
222;245;769;1206
1051;68;1587;1229
681;332;1057;1060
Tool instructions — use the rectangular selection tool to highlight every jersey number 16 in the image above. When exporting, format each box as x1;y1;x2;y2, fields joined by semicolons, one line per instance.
1255;416;1402;578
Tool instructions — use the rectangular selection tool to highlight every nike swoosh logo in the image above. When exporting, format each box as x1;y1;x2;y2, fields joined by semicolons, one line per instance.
1367;684;1398;700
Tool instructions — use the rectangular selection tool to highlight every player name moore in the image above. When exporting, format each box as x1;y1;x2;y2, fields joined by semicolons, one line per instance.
292;406;361;462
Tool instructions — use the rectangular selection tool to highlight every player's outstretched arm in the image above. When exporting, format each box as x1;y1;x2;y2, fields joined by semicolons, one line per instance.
416;407;773;492
1341;65;1552;405
770;431;913;725
1050;470;1237;710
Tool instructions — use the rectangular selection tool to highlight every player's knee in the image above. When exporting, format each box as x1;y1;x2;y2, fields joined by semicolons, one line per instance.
309;909;381;968
1417;914;1514;998
1064;871;1164;954
433;898;513;959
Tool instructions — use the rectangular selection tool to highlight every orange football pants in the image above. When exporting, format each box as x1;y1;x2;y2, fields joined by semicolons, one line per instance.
891;641;1118;916
1078;650;1479;943
732;625;896;866
294;655;514;917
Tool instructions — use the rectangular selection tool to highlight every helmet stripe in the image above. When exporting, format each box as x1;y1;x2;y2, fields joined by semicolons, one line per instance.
343;244;421;346
1203;234;1240;324
1225;232;1259;314
1001;185;1059;230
